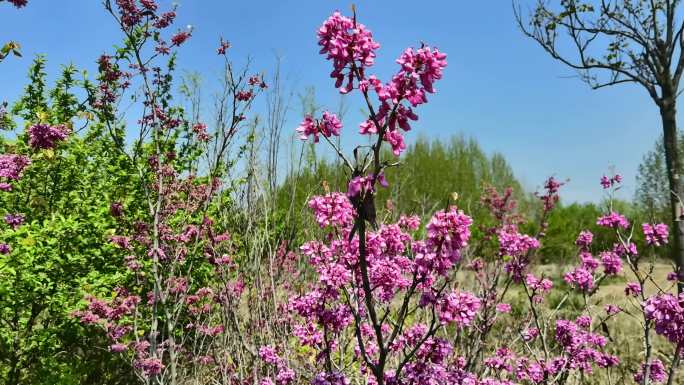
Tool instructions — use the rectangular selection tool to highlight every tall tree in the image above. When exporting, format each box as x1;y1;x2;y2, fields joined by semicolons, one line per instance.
515;0;684;290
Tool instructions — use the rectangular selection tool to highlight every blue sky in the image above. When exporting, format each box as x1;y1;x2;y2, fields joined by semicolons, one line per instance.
0;1;667;203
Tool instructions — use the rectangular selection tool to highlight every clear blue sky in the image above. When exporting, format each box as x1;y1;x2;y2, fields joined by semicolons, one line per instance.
0;1;667;203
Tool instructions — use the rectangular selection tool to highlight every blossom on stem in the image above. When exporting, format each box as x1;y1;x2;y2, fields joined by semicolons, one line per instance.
28;123;69;150
317;11;380;93
596;212;629;229
438;290;481;327
643;223;669;246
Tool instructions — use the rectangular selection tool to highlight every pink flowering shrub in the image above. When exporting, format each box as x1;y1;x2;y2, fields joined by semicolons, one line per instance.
73;1;272;383
264;11;684;385
58;5;683;385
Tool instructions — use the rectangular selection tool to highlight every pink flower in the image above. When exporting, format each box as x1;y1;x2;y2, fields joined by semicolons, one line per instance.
575;230;593;249
522;327;539;341
317;11;380;92
600;251;622;275
596;212;630;229
600;174;622;189
633;358;667;384
624;282;641;297
236;90;253;101
564;267;594;291
276;366;295;385
600;175;611;189
296;112;342;142
424;206;473;273
643;223;669;246
259;345;280;365
28;123;69;149
0;154;30;181
139;0;157;11
497;225;540;257
109;343;127;352
604;304;621;315
438;291;481;327
384;129;406;155
667;271;682;282
296;115;317;141
307;192;355;228
4;213;24;229
644;293;684;345
496;303;512;313
320;111;342;137
525;273;553;293
152;11;176;29
134;358;164;377
579;252;599;272
395;46;447;97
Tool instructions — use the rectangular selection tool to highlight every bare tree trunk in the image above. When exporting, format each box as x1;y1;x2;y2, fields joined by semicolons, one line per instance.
660;98;684;293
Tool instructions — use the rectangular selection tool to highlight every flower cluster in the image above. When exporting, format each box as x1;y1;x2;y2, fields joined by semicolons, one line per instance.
633;358;667;384
308;192;355;228
596;211;629;229
642;223;669;246
554;317;619;372
424;206;473;270
0;153;30;190
317;11;380;93
564;267;594;291
312;11;448;158
4;213;24;229
115;0;175;29
599;251;622;275
497;225;540;257
644;293;684;345
258;345;296;385
296;111;343;143
347;173;387;197
438;290;481;326
27;123;70;150
600;174;622;189
575;230;593;249
538;176;564;211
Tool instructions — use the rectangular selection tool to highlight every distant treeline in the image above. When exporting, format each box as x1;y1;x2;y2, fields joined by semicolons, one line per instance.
276;135;670;264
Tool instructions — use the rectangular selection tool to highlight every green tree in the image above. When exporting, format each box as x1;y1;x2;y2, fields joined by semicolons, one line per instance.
0;57;137;385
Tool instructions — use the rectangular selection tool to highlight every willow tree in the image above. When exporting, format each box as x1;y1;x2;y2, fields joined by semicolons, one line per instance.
516;0;684;289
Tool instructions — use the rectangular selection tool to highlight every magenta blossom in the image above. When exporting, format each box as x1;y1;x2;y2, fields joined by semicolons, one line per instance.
317;11;380;93
575;230;593;249
564;267;594;291
644;293;684;345
596;212;629;229
624;282;641;297
4;213;24;229
307;192;355;228
438;290;481;327
0;153;30;181
296;111;342;142
643;223;669;246
28;123;69;150
600;251;622;275
633;358;667;384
